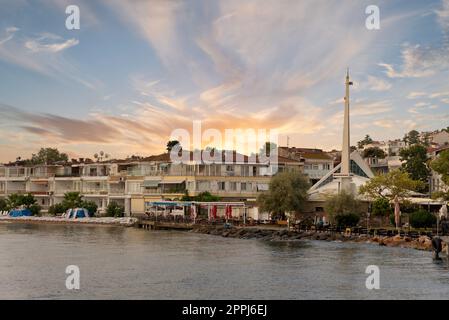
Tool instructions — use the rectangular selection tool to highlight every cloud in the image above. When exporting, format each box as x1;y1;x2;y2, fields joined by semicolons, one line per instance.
407;91;427;99
0;26;19;45
25;34;79;53
0;27;99;90
379;43;449;78
364;76;392;91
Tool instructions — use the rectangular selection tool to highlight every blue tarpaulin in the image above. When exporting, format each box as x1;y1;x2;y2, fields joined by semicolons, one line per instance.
9;209;32;217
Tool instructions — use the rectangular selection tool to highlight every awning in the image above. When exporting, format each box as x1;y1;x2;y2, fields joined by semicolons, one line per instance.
143;180;160;187
160;180;185;184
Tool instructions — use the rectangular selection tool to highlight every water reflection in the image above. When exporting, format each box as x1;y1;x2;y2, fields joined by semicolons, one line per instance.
0;223;448;299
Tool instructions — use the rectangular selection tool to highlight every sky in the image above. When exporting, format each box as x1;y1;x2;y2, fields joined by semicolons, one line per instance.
0;0;448;163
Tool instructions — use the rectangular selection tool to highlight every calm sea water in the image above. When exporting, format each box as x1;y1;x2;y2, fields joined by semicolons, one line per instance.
1;222;449;300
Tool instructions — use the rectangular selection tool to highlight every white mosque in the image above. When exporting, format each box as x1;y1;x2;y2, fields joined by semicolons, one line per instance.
307;70;375;202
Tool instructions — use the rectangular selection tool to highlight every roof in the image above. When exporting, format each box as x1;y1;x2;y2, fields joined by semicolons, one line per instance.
300;152;333;160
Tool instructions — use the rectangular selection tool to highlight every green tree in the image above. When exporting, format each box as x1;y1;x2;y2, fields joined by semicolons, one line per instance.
257;171;309;220
166;140;181;152
362;147;386;159
324;191;364;225
21;193;37;208
106;202;124;217
81;201;98;216
62;192;83;209
371;197;392;217
399;144;430;190
357;134;373;149
430;149;449;200
359;169;424;202
431;150;449;185
6;193;22;209
403;130;420;145
29;147;68;165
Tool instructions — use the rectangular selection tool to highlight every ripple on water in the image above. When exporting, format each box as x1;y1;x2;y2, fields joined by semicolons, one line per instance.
0;223;448;299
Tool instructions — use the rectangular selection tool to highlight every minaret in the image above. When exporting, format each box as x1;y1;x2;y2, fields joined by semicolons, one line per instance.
334;69;354;194
341;68;352;175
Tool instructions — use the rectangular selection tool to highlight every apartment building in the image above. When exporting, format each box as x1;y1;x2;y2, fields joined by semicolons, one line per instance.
0;151;303;218
278;147;334;184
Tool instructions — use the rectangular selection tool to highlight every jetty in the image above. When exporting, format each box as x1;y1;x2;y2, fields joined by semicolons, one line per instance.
138;219;195;231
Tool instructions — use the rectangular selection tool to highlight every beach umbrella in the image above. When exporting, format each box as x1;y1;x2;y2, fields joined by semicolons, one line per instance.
225;205;232;219
439;204;448;219
191;205;197;223
212;205;217;220
394;196;400;231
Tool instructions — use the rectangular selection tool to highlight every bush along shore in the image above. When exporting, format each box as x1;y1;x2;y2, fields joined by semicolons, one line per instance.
191;225;447;252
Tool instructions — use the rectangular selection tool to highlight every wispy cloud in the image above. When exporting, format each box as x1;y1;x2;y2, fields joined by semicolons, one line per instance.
25;33;79;53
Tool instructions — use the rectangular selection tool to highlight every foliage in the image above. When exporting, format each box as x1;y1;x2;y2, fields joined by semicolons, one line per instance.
166;140;181;152
48;203;67;215
399;144;430;187
431;150;449;186
359;169;424;202
195;191;220;202
335;213;360;227
5;193;37;210
362;147;386;159
0;198;6;211
409;209;436;228
403;130;420;145
257;171;309;218
29;204;41;216
20;193;37;207
324;191;364;224
61;192;83;209
106;202;124;217
28;147;68;165
81;201;98;216
357;134;373;149
371;197;392;217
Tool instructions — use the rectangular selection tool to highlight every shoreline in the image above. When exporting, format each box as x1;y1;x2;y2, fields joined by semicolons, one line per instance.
2;217;447;253
190;225;448;253
0;216;138;227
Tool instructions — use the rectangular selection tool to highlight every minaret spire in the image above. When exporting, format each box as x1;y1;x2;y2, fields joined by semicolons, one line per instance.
341;68;352;176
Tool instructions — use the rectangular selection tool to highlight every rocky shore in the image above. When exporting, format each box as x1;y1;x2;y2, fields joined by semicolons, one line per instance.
191;225;448;252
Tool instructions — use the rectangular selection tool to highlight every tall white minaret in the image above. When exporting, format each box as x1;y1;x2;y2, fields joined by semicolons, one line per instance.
341;68;352;176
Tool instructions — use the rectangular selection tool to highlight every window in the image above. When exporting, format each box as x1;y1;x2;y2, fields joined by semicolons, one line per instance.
230;182;237;191
312;165;319;170
218;182;226;191
226;165;234;172
241;183;247;191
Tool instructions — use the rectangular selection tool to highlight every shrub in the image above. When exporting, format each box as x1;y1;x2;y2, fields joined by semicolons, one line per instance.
48;203;67;215
0;198;7;211
334;213;360;227
106;202;124;217
29;204;41;216
371;198;392;217
81;201;98;217
409;209;436;228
